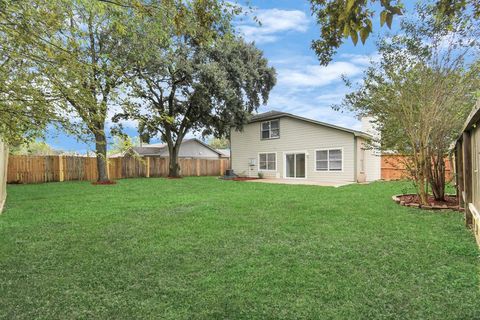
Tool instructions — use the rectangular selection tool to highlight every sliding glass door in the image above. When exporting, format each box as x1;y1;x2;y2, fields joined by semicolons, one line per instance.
285;152;306;178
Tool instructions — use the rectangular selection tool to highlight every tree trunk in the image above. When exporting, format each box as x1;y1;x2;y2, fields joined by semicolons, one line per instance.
429;154;445;201
95;131;109;182
168;144;181;178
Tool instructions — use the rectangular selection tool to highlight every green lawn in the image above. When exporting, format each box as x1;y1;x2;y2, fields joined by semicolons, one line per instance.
0;178;478;319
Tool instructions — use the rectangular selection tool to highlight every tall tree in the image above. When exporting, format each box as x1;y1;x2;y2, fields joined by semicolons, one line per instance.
309;0;479;65
338;5;480;204
0;4;55;145
115;34;276;177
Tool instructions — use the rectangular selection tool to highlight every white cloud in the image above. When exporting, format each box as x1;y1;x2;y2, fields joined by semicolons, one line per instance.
237;8;309;44
276;61;362;88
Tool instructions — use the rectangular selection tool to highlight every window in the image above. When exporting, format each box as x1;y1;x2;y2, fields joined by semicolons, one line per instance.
316;149;343;171
261;120;280;139
259;153;276;171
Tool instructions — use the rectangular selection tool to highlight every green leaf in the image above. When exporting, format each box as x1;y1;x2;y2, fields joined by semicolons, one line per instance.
343;23;350;38
350;30;358;45
380;10;387;27
360;27;369;44
386;13;393;28
346;0;355;12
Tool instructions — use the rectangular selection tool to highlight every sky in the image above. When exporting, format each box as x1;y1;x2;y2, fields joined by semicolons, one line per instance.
45;0;409;153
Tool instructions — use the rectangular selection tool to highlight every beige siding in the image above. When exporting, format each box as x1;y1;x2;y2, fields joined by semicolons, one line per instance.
356;137;381;182
0;141;7;213
158;140;220;158
231;117;356;183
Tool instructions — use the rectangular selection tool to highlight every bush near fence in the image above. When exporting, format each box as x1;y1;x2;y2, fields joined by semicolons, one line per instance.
381;154;453;181
7;155;230;184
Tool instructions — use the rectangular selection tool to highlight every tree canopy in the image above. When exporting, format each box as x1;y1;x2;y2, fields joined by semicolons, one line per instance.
114;34;276;176
310;0;480;65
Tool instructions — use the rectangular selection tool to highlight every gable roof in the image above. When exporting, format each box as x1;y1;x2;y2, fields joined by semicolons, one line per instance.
249;110;371;139
130;138;225;157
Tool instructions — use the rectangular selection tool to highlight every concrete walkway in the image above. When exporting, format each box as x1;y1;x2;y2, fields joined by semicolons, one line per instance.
247;178;355;187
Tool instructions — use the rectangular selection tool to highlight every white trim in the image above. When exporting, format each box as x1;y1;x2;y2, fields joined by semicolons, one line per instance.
314;147;344;172
469;203;480;220
283;150;308;179
257;152;277;172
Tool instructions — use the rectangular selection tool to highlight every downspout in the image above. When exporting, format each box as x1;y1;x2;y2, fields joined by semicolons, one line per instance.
353;136;358;182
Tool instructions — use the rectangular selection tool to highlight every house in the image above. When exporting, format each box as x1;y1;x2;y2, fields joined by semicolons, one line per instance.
453;99;480;245
230;111;381;184
115;138;228;159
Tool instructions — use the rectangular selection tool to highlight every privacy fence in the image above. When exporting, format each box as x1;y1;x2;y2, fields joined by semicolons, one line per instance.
381;154;453;181
7;155;230;184
0;141;8;212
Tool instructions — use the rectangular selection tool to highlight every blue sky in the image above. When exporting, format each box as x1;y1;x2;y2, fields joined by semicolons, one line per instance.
46;0;408;153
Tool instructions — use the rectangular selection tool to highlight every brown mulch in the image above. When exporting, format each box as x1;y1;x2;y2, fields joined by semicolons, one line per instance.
396;194;458;208
91;180;117;185
229;177;259;181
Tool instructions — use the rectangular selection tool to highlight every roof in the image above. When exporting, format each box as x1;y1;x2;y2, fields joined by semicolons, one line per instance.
456;99;480;143
130;138;224;157
249;110;371;139
216;148;231;157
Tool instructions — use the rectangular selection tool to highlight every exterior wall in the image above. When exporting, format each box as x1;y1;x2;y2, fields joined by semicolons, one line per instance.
158;140;220;158
0;141;8;213
231;117;357;183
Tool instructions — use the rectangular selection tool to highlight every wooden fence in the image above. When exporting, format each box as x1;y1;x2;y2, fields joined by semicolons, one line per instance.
0;141;7;212
381;154;453;181
7;155;230;184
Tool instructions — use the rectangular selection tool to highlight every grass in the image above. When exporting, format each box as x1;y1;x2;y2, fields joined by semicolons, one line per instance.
0;177;479;319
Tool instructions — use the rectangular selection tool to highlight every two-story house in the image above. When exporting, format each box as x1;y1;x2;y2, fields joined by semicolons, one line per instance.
230;111;381;184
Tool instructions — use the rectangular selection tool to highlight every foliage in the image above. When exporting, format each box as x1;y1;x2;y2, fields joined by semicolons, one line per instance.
9;141;58;156
1;0;241;181
115;33;276;177
310;0;479;65
208;137;229;149
338;5;480;203
1;178;479;319
0;4;56;145
108;135;140;156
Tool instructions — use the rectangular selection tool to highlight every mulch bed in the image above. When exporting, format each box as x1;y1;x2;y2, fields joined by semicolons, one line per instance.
392;193;461;211
221;177;259;181
91;180;117;185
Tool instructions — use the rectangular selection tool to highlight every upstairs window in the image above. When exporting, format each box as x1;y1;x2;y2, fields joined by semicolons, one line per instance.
316;149;343;171
261;120;280;139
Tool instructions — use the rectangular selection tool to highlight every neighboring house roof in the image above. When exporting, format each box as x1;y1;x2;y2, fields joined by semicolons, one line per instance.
249;110;372;139
216;149;231;158
125;138;225;158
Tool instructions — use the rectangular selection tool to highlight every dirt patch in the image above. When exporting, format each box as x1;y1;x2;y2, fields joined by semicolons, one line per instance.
91;180;117;185
392;193;461;211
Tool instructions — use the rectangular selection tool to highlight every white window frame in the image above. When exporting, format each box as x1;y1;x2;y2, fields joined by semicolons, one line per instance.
314;148;344;172
283;150;308;179
258;152;277;172
260;120;280;140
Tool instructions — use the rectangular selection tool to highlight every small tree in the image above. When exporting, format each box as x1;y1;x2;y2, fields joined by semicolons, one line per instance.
338;5;479;204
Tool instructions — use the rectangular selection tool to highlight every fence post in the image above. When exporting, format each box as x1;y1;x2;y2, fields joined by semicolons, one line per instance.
196;159;200;176
220;159;224;176
58;155;64;182
146;157;150;178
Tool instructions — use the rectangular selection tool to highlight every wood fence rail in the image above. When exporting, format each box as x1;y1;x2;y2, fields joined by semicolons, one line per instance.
7;155;230;184
381;154;453;181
